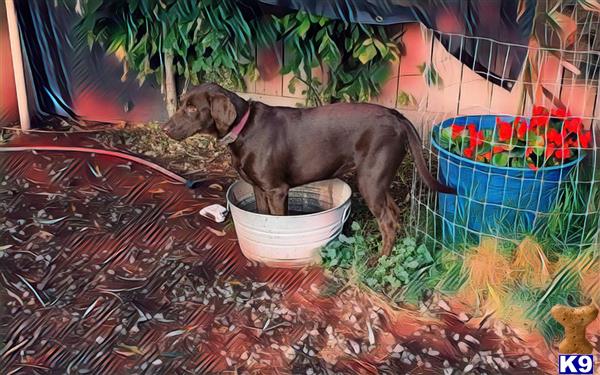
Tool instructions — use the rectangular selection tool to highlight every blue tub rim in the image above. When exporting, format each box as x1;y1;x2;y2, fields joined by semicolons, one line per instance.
431;115;586;173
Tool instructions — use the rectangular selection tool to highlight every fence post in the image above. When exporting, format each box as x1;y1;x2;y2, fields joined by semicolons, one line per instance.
5;0;30;130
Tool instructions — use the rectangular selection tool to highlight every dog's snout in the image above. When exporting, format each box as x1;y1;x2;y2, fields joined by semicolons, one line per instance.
162;120;175;134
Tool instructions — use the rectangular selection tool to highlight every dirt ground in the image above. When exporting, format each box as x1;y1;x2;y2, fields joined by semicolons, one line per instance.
0;127;565;374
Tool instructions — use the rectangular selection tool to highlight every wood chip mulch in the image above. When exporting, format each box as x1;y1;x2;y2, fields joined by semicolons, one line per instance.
0;133;560;374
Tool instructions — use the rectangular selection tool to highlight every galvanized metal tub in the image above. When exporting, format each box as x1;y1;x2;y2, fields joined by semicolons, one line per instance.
226;179;352;268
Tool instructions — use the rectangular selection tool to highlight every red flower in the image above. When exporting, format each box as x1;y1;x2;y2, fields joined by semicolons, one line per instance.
565;138;578;147
547;128;563;146
528;163;539;171
463;146;474;159
451;124;466;139
551;107;570;118
533;105;549;116
472;131;485;147
530;116;549;129
467;123;476;135
545;144;555;158
531;106;550;129
481;151;492;160
467;124;485;147
514;117;529;140
563;117;582;135
496;118;513;141
554;147;572;160
493;145;507;153
579;130;592;148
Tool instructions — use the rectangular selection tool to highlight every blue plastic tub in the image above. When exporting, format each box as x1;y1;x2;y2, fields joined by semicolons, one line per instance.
431;115;584;245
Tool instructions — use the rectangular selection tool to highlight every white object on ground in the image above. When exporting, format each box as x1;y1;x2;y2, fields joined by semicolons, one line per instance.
200;204;229;223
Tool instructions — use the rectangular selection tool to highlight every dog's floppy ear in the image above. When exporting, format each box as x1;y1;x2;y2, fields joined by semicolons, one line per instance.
209;93;237;135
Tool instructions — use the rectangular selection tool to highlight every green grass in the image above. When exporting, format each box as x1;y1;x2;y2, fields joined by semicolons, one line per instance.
519;258;587;342
534;165;600;256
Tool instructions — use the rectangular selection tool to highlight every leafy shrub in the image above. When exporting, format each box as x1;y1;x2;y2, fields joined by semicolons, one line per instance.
72;0;398;105
321;222;435;299
279;12;398;104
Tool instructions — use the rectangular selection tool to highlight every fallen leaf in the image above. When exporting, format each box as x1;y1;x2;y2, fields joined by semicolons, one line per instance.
206;227;226;237
167;208;196;219
165;329;186;338
117;344;145;355
36;216;67;225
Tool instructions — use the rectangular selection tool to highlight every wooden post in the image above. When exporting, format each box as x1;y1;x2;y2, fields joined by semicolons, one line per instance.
5;0;30;130
164;51;177;117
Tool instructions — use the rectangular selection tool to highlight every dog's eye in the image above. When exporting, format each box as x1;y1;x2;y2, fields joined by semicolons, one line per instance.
186;105;198;114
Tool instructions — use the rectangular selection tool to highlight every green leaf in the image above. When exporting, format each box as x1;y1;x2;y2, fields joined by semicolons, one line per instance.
339;234;355;244
511;157;526;168
437;126;453;149
373;38;387;56
297;17;311;39
371;63;390;85
527;131;545;147
421;63;443;88
397;91;417;107
492;152;509;167
358;44;377;64
351;221;361;231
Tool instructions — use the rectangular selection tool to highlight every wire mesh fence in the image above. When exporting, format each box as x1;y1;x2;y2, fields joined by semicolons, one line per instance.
409;20;600;256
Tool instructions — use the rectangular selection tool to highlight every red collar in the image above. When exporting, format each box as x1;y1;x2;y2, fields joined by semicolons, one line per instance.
219;106;251;145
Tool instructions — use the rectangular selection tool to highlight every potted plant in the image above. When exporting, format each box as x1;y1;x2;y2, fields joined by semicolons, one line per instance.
431;106;592;244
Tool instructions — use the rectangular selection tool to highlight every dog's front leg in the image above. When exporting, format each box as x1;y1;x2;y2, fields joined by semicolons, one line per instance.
266;186;289;215
253;186;270;215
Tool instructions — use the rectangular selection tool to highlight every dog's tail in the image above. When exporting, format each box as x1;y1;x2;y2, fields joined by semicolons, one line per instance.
398;114;457;194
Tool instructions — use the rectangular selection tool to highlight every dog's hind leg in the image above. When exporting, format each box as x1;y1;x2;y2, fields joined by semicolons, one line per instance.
265;185;289;216
356;149;402;257
253;186;270;214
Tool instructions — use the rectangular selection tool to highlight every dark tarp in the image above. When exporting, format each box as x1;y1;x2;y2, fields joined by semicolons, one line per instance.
255;0;536;91
15;0;78;123
13;0;167;126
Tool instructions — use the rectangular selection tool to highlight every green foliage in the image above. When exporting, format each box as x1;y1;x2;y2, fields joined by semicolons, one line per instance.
74;1;399;105
274;12;398;104
75;0;266;90
321;222;439;303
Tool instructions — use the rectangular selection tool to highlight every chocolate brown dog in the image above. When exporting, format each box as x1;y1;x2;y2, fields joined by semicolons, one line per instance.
163;83;455;256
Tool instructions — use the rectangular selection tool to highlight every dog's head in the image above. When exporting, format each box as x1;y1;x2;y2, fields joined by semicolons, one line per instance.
162;84;237;141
